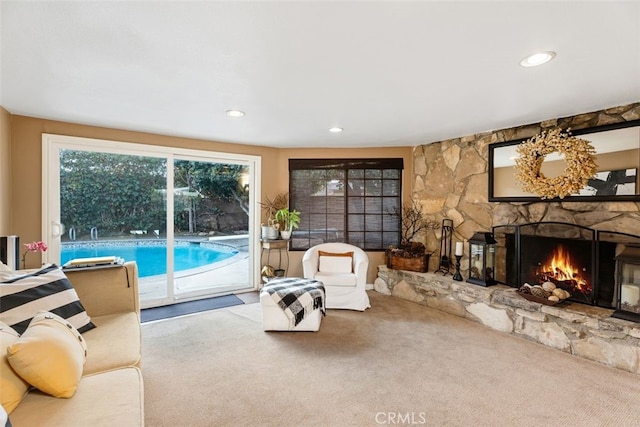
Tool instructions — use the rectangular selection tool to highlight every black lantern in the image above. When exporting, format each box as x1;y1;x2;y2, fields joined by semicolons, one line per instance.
467;232;496;287
612;246;640;323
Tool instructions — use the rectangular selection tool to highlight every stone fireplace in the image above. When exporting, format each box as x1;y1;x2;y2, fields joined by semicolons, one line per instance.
375;102;640;375
411;102;640;275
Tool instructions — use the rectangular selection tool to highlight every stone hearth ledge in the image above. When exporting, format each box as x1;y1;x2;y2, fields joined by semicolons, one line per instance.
375;265;640;374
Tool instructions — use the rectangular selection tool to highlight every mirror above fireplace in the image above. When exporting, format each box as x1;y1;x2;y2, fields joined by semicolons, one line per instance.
489;119;640;202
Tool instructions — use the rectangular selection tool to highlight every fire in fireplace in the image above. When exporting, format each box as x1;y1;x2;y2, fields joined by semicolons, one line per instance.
536;245;592;296
513;233;600;305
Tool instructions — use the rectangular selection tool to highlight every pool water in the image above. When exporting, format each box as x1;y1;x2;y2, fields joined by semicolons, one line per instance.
61;243;238;278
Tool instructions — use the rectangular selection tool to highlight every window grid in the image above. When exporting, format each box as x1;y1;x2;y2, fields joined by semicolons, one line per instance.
289;160;402;251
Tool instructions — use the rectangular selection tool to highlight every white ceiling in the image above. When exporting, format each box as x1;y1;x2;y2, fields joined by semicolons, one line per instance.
1;1;639;148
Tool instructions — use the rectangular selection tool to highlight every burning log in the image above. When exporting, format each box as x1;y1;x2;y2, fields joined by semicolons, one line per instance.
535;245;592;295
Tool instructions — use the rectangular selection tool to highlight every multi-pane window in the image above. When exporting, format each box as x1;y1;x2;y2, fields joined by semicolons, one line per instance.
289;158;403;251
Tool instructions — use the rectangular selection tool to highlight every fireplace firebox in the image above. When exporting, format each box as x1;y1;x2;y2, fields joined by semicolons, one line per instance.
492;222;640;311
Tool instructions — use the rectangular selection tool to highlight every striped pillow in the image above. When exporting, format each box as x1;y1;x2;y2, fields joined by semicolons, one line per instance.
0;264;95;335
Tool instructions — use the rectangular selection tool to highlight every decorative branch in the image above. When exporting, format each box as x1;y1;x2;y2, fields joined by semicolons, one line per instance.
388;199;440;245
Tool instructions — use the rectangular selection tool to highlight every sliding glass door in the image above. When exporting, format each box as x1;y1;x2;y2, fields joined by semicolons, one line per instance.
171;158;250;298
58;149;170;303
42;135;260;308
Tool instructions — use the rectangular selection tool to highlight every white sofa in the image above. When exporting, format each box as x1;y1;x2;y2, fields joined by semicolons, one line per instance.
302;242;370;311
2;262;144;426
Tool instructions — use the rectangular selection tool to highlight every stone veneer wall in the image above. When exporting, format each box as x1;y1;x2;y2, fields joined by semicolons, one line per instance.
375;266;640;374
413;102;640;275
375;102;640;374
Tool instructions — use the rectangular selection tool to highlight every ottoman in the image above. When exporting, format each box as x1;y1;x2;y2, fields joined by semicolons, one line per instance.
260;277;325;332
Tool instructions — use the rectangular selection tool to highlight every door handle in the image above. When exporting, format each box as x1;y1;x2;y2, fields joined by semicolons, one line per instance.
51;221;64;238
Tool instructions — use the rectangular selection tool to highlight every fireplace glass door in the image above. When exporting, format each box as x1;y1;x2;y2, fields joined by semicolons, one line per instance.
614;246;640;321
493;222;640;312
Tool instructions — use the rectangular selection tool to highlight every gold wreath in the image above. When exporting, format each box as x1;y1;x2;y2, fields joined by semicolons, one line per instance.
514;128;598;199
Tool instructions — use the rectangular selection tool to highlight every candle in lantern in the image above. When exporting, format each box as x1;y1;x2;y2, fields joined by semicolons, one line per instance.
621;284;640;306
455;242;463;256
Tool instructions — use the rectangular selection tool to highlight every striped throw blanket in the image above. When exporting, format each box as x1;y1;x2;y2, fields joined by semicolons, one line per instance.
262;277;325;328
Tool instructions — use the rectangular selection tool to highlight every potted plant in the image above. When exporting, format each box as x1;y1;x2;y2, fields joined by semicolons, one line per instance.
275;208;301;240
386;200;439;272
260;193;288;240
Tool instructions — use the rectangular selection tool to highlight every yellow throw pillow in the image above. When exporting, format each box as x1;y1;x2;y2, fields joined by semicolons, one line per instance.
0;321;29;414
7;311;87;398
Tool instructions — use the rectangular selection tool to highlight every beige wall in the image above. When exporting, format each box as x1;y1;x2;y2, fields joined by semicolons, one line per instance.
0;107;10;235
7;113;413;282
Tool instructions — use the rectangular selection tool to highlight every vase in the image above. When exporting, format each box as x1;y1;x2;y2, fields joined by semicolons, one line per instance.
280;230;292;240
261;225;279;240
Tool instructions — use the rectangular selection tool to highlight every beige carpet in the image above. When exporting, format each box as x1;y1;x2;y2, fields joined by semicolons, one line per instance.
142;292;640;426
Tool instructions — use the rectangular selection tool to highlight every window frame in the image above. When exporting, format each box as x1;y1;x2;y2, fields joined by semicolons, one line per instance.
288;158;403;251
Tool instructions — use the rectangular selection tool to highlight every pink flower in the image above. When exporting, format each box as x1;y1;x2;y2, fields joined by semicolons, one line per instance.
24;241;48;252
22;240;48;268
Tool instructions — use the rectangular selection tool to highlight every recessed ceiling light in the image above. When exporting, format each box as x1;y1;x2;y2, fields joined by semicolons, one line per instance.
520;51;556;67
226;109;245;117
329;127;343;133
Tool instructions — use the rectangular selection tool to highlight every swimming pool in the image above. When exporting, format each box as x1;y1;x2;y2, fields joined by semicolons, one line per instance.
61;241;238;278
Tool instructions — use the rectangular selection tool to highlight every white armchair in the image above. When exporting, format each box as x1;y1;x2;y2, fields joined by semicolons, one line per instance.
302;243;370;311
